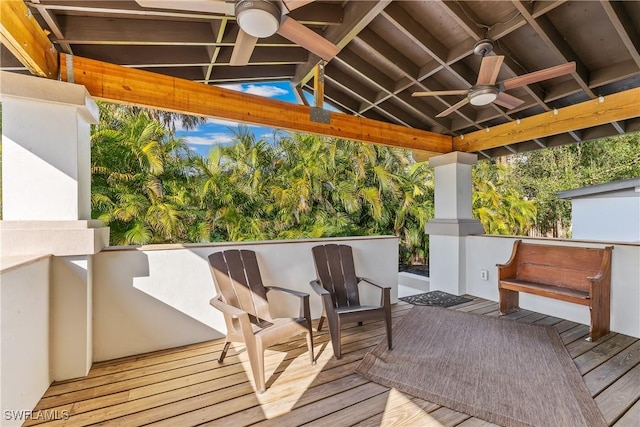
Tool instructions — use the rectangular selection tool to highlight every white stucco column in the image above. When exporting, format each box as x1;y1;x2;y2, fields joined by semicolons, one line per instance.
0;72;109;381
426;152;484;295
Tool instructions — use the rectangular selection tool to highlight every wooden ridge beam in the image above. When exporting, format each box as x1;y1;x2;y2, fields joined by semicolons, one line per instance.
0;0;58;78
60;54;452;154
455;88;640;152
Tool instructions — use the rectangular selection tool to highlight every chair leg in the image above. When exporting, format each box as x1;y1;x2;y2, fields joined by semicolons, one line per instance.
247;340;266;393
218;341;231;363
327;315;342;359
385;306;393;350
317;316;325;332
304;314;316;365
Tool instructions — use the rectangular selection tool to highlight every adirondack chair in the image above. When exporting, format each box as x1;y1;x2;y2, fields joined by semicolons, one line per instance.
310;244;392;359
208;249;314;393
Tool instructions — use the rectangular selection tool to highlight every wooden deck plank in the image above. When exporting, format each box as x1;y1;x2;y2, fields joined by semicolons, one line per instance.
352;394;440;427
573;334;638;374
595;362;640;424
567;332;617;359
28;297;639;427
584;340;640;396
613;398;640;427
251;382;390;427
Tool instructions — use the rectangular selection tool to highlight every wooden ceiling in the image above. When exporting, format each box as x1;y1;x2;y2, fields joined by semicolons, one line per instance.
2;0;640;158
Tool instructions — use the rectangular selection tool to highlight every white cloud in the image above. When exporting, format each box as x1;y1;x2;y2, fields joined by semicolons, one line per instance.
205;117;243;127
219;83;288;98
183;133;233;146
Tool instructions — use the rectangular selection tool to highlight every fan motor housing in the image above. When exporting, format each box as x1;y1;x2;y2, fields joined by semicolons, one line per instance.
235;0;281;38
473;39;494;56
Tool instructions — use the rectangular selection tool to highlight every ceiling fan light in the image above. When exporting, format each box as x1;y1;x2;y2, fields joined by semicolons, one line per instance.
235;0;281;38
468;86;498;106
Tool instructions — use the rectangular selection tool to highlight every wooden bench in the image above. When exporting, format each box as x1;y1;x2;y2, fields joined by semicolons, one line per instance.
497;240;613;341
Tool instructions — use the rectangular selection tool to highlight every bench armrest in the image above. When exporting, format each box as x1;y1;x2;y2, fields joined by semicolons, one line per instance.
587;246;614;284
497;239;522;280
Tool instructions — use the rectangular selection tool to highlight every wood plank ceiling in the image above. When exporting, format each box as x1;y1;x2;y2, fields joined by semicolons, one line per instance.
3;0;640;158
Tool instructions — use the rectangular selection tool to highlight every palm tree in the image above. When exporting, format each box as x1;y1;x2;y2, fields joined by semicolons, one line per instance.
91;105;195;245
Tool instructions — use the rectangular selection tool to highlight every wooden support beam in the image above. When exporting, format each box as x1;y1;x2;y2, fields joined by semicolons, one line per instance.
314;62;325;108
0;0;58;78
454;88;640;152
60;54;451;154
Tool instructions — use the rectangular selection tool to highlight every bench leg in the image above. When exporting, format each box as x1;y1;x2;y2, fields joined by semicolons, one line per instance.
499;289;520;315
588;297;610;342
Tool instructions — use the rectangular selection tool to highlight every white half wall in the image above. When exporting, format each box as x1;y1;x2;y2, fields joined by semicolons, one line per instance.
1;256;51;426
465;235;640;338
93;236;399;361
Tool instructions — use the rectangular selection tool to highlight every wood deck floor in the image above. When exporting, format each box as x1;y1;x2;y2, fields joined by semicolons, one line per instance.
29;297;640;427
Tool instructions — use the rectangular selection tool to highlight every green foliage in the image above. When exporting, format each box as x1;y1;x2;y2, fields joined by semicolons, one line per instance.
90;105;434;263
89;101;639;262
512;133;640;237
473;160;537;235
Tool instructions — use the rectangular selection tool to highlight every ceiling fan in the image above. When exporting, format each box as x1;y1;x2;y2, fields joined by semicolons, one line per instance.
136;0;340;66
412;39;576;118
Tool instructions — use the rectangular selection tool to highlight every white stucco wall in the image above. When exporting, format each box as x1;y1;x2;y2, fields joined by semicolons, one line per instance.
465;235;640;338
571;197;640;242
92;236;399;362
0;256;51;426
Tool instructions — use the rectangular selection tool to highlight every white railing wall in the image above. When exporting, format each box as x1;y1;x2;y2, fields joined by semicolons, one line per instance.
464;235;640;338
92;236;399;362
1;256;51;426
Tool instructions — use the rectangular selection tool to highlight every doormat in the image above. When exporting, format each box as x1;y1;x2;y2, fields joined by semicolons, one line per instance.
399;290;471;307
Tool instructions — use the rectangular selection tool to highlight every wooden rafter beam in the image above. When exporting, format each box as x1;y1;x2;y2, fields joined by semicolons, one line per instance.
0;0;58;78
454;88;640;152
60;54;451;155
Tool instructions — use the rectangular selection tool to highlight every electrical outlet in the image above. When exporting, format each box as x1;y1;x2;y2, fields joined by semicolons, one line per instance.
480;269;488;281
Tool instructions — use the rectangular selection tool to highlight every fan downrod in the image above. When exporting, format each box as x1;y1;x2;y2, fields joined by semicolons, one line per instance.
473;39;494;56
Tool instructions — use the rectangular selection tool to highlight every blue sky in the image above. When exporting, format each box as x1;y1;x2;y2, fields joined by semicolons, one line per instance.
175;81;302;157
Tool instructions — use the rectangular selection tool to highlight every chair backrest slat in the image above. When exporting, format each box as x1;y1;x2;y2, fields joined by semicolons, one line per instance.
312;244;360;308
209;250;271;321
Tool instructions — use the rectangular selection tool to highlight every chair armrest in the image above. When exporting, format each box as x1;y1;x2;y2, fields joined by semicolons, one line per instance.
358;276;391;290
209;296;255;341
309;279;330;296
266;286;311;320
358;277;391;307
210;296;247;319
265;286;309;298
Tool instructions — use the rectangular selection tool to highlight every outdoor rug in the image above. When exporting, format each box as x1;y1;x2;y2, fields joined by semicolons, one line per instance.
399;290;471;307
355;306;606;427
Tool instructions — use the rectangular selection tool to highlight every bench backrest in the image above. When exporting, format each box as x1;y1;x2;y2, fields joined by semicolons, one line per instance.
515;243;607;292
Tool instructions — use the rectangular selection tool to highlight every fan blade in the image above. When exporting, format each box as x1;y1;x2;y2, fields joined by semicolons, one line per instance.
476;55;504;85
277;16;339;61
230;29;258;66
136;0;233;15
501;62;576;90
412;90;468;97
436;98;470;118
494;92;525;109
282;0;316;11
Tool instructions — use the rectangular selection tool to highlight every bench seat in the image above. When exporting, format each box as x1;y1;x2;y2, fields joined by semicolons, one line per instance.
499;279;589;305
497;240;613;341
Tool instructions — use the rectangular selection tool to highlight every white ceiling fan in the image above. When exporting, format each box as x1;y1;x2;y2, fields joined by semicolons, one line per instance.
412;39;576;117
136;0;340;66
